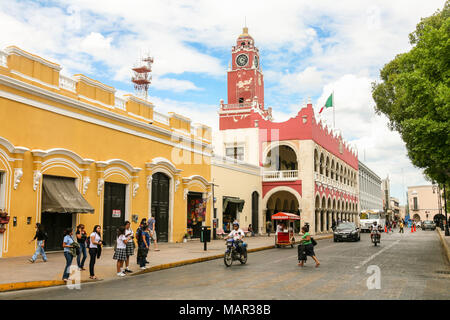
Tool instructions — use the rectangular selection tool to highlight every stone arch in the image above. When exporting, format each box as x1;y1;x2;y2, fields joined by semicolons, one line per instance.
314;149;319;172
319;153;324;175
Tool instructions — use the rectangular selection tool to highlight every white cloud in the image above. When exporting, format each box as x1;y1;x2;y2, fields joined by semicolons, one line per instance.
152;77;203;93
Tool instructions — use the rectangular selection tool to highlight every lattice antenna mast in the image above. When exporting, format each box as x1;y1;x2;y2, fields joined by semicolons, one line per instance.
131;54;153;100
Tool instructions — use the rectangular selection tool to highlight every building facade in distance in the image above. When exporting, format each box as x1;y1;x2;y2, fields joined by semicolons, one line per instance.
214;28;359;235
358;161;382;212
407;185;445;223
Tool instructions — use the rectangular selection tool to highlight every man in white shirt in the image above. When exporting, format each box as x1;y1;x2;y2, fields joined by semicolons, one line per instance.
225;222;246;253
226;222;245;241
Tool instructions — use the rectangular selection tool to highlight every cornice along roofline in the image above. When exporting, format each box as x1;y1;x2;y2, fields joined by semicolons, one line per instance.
5;46;62;71
0;74;211;151
73;74;116;93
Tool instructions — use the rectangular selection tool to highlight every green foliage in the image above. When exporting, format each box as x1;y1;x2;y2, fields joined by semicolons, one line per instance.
372;1;450;184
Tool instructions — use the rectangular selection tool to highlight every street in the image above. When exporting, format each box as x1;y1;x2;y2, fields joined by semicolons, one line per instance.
2;229;449;300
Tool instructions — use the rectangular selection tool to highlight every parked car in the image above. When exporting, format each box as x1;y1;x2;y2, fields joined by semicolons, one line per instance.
333;222;360;242
415;221;422;228
421;220;436;231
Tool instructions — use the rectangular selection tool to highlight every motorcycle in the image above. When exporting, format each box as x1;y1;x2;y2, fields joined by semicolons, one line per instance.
371;230;381;246
224;239;247;267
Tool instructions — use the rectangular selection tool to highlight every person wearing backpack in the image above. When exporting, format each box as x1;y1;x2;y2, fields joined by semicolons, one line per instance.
88;225;103;280
298;226;320;268
29;223;48;263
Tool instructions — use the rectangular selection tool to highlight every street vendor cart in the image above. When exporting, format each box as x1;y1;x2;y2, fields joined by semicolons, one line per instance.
271;212;301;248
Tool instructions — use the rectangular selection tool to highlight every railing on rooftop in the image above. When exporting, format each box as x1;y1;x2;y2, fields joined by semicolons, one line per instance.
0;51;8;68
153;111;170;125
59;75;77;92
221;102;253;110
114;96;126;110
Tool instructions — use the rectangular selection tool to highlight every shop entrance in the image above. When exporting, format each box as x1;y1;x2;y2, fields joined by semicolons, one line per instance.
103;182;126;247
41;212;73;251
187;192;206;238
151;173;169;242
40;175;94;251
223;196;244;233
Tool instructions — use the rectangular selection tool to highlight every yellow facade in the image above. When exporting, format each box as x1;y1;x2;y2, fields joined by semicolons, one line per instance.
211;156;262;233
0;46;212;258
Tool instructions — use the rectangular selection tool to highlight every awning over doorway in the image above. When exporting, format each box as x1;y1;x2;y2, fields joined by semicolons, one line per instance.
271;212;301;220
41;176;94;213
223;197;245;212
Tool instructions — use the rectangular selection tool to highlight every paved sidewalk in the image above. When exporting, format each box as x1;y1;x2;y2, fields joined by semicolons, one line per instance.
437;228;450;265
0;234;331;291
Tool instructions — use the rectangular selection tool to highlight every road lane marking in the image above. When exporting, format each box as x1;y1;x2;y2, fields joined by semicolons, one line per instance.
354;239;401;269
269;243;339;264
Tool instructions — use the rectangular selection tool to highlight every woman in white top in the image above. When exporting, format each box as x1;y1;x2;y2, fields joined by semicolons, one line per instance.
113;226;131;276
88;225;103;280
123;221;134;273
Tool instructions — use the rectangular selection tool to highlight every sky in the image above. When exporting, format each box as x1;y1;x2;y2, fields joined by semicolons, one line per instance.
0;0;445;205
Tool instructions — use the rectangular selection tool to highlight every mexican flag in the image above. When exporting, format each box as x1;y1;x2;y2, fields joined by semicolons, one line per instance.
319;93;333;114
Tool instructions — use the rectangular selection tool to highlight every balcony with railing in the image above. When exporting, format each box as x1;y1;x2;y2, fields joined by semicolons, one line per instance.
114;96;126;110
220;102;253;110
263;170;298;182
0;51;7;68
59;74;77;92
153;111;170;125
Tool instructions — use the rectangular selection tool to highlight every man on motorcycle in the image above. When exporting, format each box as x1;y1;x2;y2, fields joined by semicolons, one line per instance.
370;221;382;241
225;222;245;253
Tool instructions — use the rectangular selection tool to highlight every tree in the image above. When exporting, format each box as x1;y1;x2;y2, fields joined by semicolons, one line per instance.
372;1;450;185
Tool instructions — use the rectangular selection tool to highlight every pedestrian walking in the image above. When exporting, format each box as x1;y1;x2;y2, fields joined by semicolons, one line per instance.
399;221;404;233
331;219;336;231
148;215;160;251
76;224;87;271
113;226;131;276
29;223;48;263
137;225;150;269
88;225;103;280
298;226;320;268
123;221;134;273
266;220;272;237
62;228;75;281
248;224;255;236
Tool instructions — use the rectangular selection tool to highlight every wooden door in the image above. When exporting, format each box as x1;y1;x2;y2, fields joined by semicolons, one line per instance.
151;173;169;242
103;182;126;247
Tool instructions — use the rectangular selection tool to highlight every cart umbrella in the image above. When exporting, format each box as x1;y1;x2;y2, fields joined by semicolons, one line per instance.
271;212;301;220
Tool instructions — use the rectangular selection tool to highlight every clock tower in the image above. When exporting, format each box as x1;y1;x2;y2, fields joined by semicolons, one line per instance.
227;27;264;107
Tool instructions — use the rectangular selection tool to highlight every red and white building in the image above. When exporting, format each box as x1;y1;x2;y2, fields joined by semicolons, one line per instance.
215;27;360;235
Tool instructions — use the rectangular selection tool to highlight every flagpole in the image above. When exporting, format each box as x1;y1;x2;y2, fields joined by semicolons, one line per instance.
333;90;335;128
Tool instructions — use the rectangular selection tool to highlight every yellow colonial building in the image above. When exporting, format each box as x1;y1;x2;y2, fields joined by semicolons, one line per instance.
0;46;213;257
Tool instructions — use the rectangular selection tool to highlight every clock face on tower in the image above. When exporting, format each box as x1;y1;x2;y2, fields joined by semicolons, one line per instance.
254;56;259;69
236;54;248;67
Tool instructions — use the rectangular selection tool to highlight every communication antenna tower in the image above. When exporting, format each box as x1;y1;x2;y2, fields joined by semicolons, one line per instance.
131;54;153;100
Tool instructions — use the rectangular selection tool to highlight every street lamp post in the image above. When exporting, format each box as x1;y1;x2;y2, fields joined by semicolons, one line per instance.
443;183;449;236
433;183;447;235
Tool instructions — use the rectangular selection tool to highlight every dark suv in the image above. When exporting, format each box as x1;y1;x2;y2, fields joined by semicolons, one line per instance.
422;220;436;231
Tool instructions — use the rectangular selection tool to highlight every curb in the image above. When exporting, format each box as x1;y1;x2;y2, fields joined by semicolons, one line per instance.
0;279;97;293
0;235;333;292
436;228;450;266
